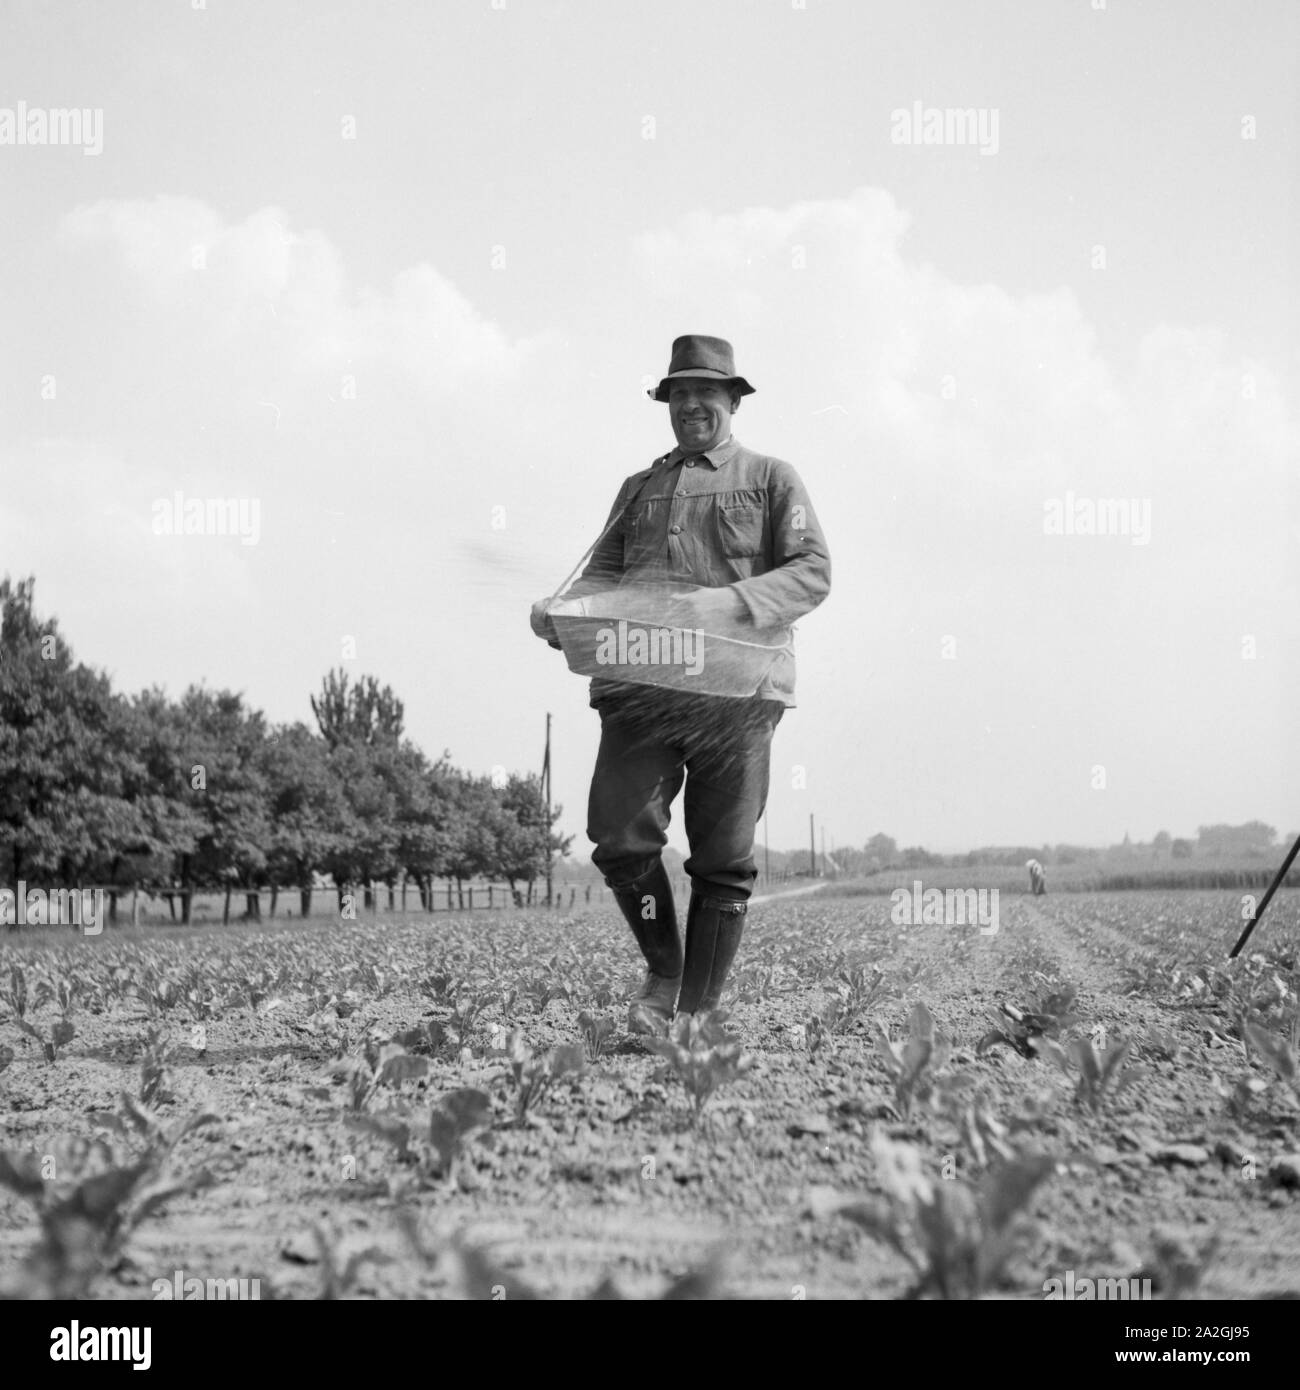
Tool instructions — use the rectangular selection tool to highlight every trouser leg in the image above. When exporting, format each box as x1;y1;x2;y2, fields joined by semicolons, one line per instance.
680;698;782;903
675;698;782;1014
586;703;685;890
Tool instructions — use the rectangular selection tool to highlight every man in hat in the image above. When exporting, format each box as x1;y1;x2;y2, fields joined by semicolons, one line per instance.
530;335;831;1035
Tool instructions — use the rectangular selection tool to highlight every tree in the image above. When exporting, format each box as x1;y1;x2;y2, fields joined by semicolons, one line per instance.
494;773;574;905
0;576;146;892
321;740;399;912
177;687;271;923
1197;822;1276;856
1152;830;1172;860
260;723;340;917
863;833;898;872
118;688;207;921
440;774;502;908
311;669;404;749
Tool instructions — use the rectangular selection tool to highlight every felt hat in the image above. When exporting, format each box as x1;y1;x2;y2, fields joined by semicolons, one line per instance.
647;334;755;402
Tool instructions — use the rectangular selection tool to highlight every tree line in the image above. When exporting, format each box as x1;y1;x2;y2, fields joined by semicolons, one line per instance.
0;577;572;922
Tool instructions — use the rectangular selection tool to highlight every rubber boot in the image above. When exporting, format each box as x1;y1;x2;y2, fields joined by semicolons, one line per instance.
675;892;747;1021
610;862;682;1035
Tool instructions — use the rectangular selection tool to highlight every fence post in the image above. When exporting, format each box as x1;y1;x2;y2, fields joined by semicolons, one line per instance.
468;886;474;910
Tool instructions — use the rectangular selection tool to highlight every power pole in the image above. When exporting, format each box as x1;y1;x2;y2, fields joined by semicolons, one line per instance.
763;811;769;886
542;712;553;908
821;825;826;877
810;812;816;877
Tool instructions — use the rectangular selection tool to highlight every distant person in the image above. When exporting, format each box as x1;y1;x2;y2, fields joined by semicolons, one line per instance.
530;335;831;1035
1026;858;1047;896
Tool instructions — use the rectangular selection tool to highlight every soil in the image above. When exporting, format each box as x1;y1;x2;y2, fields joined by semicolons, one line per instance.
1;885;1297;1300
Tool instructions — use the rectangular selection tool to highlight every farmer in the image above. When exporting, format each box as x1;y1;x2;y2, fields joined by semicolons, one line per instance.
530;334;831;1034
1026;859;1047;896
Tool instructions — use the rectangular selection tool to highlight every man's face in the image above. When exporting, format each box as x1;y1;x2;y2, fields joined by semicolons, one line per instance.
667;378;736;454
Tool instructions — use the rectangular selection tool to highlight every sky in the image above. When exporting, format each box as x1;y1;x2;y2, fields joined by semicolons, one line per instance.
1;0;1297;858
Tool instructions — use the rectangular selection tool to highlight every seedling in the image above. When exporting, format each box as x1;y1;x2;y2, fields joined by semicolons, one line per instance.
816;1131;1059;1299
138;1028;178;1106
977;979;1081;1060
427;1086;494;1180
928;1073;1017;1168
1239;1011;1299;1100
577;1011;616;1062
15;1015;76;1065
873;1003;951;1118
0;1099;221;1298
804;1013;832;1060
500;1030;585;1124
1063;1036;1147;1113
645;1012;754;1125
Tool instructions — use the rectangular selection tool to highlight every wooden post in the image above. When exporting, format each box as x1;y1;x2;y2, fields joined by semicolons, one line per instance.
543;712;553;908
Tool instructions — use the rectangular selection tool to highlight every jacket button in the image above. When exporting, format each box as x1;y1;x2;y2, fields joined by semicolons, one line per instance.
670;525;681;534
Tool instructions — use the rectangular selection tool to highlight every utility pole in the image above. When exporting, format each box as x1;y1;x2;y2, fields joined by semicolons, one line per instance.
810;812;816;877
821;825;826;877
763;811;769;886
542;713;553;908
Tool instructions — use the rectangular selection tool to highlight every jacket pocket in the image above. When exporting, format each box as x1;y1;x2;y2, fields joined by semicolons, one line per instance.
716;500;764;558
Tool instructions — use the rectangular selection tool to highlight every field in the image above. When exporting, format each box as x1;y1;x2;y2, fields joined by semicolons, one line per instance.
1;882;1298;1301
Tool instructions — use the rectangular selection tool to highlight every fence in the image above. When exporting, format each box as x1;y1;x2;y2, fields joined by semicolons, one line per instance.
3;869;815;929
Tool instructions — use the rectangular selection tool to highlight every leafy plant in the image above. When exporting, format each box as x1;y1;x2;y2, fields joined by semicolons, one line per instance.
348;1086;493;1191
1063;1036;1147;1113
392;1019;454;1058
500;1030;586;1124
138;1028;178;1106
977;979;1081;1060
0;964;32;1022
814;1131;1059;1299
1239;1011;1299;1099
0;1098;222;1298
873;1003;951;1118
15;1014;76;1065
577;1011;616;1062
928;1073;1017;1168
804;1013;832;1060
427;1087;493;1181
645;1013;754;1125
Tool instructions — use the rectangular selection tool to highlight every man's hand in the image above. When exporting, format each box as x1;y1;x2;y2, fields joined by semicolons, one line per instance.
665;586;747;632
530;598;562;649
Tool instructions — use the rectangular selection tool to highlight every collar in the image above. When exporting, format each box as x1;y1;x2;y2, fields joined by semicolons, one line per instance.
661;434;739;470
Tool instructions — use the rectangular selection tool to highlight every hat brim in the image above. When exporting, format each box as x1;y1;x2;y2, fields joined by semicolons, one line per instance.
647;371;756;403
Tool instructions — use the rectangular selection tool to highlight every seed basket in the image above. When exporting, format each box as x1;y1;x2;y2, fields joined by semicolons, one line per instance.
546;584;791;698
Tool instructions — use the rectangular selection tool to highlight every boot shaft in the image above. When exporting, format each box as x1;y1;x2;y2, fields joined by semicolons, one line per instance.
611;860;682;979
677;891;747;1015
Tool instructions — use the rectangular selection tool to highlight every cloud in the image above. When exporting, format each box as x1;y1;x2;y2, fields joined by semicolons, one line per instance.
58;196;554;401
